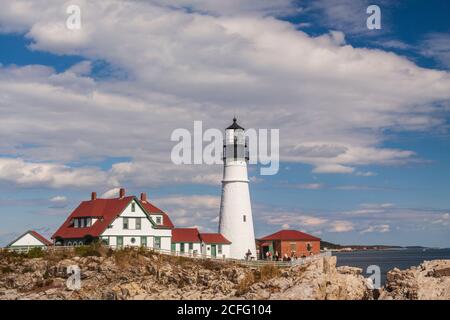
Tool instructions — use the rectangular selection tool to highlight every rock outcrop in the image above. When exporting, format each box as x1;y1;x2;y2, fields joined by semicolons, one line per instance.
379;260;450;300
0;249;373;300
0;249;447;300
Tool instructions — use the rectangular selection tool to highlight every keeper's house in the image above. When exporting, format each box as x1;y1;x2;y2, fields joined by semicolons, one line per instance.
52;189;173;249
7;230;52;251
52;188;231;258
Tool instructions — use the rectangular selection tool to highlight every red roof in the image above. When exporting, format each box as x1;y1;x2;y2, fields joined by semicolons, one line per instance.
200;233;231;244
259;230;321;242
139;200;174;229
52;196;134;239
7;230;52;247
172;228;201;243
30;230;53;246
52;195;174;240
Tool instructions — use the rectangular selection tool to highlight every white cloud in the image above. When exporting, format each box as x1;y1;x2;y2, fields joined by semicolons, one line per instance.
360;224;390;234
151;194;221;231
50;196;67;202
296;183;323;190
355;171;377;177
329;220;354;232
281;223;290;229
266;214;328;227
0;157;116;188
420;33;450;68
101;188;121;199
0;0;448;190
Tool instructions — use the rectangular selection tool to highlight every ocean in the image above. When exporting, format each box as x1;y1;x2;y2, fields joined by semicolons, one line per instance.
333;248;450;285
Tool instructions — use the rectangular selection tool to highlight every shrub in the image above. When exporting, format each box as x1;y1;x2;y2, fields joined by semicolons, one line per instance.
26;247;44;258
74;242;108;257
258;265;281;281
200;259;222;271
235;272;255;296
113;248;132;268
1;265;13;274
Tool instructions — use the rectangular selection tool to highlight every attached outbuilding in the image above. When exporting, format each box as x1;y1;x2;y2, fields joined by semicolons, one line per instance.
199;233;231;259
7;230;52;251
171;228;203;255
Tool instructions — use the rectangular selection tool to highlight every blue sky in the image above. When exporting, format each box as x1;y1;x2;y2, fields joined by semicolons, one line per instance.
0;0;449;247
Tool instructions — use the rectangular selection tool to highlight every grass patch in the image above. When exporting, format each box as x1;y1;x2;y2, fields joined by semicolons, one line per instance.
26;247;45;258
235;272;255;296
74;242;108;257
257;265;281;281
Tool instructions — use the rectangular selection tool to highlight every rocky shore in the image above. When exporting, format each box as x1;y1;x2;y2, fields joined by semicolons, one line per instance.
0;248;448;300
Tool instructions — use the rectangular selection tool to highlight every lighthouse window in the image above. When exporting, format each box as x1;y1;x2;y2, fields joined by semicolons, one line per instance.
243;215;246;222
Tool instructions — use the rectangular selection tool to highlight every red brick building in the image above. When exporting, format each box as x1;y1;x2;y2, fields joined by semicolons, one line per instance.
257;230;321;260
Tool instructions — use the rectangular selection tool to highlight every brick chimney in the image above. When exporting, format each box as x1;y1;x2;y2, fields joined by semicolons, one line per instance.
119;188;125;199
140;192;147;202
91;192;97;200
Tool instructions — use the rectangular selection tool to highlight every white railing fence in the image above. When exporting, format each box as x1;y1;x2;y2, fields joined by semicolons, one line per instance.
2;245;331;268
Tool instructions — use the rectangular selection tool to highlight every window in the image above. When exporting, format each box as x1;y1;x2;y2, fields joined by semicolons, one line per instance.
243;215;246;222
180;242;185;253
117;236;123;247
218;244;222;254
290;242;297;252
141;237;147;247
102;237;109;245
154;237;161;249
135;217;141;230
123;218;129;229
155;216;162;225
307;243;312;252
131;202;136;212
189;243;193;250
131;237;136;244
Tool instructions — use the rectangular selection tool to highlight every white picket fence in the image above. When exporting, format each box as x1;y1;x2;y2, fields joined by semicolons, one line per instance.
2;244;331;268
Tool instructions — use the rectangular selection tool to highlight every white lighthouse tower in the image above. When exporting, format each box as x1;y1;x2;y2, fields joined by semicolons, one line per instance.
219;118;256;260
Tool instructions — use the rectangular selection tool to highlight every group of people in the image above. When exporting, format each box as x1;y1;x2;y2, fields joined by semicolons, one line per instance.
265;250;305;261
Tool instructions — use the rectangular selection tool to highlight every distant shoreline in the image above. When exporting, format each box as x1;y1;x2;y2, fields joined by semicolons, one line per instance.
321;241;447;252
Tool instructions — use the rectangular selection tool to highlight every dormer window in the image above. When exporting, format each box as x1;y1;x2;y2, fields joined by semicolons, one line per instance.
155;216;162;225
73;217;92;228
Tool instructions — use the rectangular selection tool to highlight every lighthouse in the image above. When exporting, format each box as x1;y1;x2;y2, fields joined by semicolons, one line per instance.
218;118;256;260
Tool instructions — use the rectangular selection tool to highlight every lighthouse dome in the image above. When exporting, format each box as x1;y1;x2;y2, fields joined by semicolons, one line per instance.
226;117;244;130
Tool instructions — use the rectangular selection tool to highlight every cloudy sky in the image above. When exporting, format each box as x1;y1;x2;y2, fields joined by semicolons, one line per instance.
0;0;449;247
